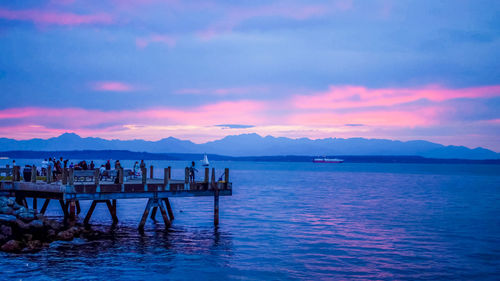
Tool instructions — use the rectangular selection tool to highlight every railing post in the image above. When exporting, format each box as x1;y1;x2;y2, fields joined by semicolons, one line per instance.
141;167;147;184
168;166;171;180
150;165;154;179
69;168;74;186
62;168;68;185
119;167;124;184
210;168;215;190
94;169;99;185
213;167;219;226
31;165;37;183
163;168;169;191
204;168;209;183
46;165;52;183
224;168;229;189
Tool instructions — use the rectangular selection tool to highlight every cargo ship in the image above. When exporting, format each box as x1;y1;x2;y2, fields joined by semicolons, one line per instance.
313;157;344;163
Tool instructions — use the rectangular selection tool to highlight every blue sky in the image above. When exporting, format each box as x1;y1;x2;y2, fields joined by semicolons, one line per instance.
0;0;499;150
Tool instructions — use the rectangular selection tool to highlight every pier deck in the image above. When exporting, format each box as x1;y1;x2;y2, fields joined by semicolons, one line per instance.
0;165;231;229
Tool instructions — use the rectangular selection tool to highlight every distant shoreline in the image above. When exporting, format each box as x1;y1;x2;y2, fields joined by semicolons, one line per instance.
0;150;499;165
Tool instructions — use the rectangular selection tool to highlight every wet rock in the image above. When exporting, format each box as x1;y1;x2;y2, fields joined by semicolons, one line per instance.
56;230;74;241
26;240;42;252
44;220;63;231
0;214;17;224
1;240;23;252
15;219;30;230
17;212;36;223
29;220;44;230
12;203;23;211
23;234;33;242
1;225;12;237
13;207;28;216
6;199;15;207
46;229;56;240
36;213;45;220
0;206;13;215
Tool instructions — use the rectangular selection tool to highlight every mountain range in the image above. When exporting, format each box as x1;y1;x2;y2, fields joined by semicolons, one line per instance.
0;133;498;160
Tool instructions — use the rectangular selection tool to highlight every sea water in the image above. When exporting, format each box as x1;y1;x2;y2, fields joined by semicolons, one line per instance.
1;160;499;280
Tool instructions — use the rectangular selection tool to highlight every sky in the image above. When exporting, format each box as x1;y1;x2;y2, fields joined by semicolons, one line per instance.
0;0;499;151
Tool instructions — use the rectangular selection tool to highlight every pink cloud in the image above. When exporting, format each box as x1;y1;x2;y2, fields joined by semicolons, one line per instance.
293;85;500;110
136;34;176;48
91;81;135;92
0;8;112;26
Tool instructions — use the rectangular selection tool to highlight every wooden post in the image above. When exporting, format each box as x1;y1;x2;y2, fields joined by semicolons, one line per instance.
214;168;219;226
150;165;154;179
141;167;147;184
69;168;74;186
62;168;68;185
210;168;215;190
69;200;76;221
163;168;169;191
168;166;171;180
94;168;99;185
164;198;174;221
150;206;158;221
15;166;21;181
139;198;153;230
46;165;52;183
119;167;124;184
59;200;68;220
224;168;229;189
185;167;189;183
84;200;98;225
40;199;50;214
158;200;171;228
204;168;209;183
33;197;37;210
106;200;118;223
31;165;37;183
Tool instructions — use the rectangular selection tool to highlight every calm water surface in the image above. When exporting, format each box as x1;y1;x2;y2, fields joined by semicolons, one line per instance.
1;160;499;280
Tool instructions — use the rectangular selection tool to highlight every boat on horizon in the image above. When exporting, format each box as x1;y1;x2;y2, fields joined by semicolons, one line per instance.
313;157;344;163
201;153;210;166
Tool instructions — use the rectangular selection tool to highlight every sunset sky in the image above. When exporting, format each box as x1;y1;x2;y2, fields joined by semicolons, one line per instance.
0;0;499;151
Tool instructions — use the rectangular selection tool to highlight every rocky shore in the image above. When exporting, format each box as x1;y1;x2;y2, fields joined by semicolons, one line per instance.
0;196;100;253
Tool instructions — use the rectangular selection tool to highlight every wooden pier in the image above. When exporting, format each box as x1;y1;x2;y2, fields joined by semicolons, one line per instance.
0;165;232;230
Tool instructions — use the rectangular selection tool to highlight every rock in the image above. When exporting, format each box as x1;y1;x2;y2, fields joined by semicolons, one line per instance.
56;230;74;241
6;199;15;207
46;229;56;240
12;203;23;211
17;212;36;223
13;207;28;216
44;220;63;231
29;220;44;230
36;213;45;220
0;225;12;237
1;240;23;252
0;206;13;215
15;219;30;230
23;234;33;242
26;240;42;251
0;214;17;224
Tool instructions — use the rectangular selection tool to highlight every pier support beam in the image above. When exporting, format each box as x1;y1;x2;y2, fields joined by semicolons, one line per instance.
139;198;171;230
84;200;118;225
40;199;50;214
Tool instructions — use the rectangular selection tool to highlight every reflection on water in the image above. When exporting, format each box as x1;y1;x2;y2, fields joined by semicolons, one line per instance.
1;161;499;280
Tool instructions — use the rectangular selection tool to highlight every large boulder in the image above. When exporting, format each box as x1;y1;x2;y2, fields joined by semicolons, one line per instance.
17;212;36;223
0;214;17;224
56;230;74;241
0;206;13;215
15;219;30;230
1;240;23;252
0;225;12;237
28;220;44;230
